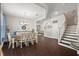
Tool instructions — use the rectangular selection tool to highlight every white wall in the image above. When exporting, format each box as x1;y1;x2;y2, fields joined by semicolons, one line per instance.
6;15;37;33
43;14;65;39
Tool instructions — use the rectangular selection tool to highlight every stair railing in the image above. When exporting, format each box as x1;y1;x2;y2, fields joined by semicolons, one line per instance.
58;18;67;43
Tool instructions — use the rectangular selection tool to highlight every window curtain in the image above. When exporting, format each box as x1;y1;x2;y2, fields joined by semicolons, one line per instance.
0;13;1;45
0;3;1;45
1;14;7;43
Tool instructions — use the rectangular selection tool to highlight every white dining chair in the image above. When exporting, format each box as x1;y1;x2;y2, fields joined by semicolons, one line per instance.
7;32;17;49
29;31;38;45
20;33;30;48
16;32;30;48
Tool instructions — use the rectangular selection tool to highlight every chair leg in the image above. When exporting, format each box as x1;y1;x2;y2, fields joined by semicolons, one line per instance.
31;40;34;45
35;39;38;44
20;42;22;48
27;41;29;46
25;42;28;46
12;38;15;49
12;42;14;49
25;40;29;46
16;41;19;47
8;42;11;49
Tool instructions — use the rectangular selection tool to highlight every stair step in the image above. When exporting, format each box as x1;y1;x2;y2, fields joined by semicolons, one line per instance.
71;42;79;50
63;34;78;37
58;42;76;50
64;32;76;34
66;29;76;30
67;27;76;28
67;25;77;28
61;38;78;43
61;40;71;44
67;27;76;29
67;28;76;30
66;26;76;28
60;42;71;46
63;35;78;39
65;31;76;33
61;37;78;42
66;30;76;32
65;30;76;32
64;33;77;36
62;35;78;39
66;29;76;32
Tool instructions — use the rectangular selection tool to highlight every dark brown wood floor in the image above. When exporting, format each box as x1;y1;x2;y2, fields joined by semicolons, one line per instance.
1;35;78;56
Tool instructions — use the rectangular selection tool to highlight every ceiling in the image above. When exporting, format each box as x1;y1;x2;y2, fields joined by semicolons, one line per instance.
46;3;77;17
1;3;77;22
35;3;77;18
1;3;46;20
36;3;77;23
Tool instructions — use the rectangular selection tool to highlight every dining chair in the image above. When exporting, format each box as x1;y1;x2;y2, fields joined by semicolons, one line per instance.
20;33;30;48
16;32;30;48
30;31;38;45
7;32;17;49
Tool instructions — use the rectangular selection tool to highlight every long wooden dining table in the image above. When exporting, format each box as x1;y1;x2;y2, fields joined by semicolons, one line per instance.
14;31;38;48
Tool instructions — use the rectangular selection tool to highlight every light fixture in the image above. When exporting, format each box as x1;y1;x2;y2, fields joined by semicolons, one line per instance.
54;11;58;15
20;22;24;25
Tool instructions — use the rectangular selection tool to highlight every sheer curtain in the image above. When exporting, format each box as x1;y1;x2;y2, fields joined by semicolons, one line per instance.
0;4;1;45
0;13;1;45
1;13;7;43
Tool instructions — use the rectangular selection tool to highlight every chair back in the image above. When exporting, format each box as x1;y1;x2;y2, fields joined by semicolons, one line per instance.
31;31;37;40
7;32;12;42
26;32;32;39
21;33;27;40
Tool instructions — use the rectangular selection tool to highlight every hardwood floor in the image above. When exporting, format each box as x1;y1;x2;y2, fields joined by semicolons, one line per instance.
1;35;78;56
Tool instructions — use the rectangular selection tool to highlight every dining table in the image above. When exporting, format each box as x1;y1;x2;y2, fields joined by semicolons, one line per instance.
14;30;38;48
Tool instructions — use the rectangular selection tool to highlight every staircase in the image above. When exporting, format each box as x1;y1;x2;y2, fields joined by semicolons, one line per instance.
59;25;78;50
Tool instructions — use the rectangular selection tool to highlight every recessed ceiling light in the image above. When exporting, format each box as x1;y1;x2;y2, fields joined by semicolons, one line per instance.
54;11;58;15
